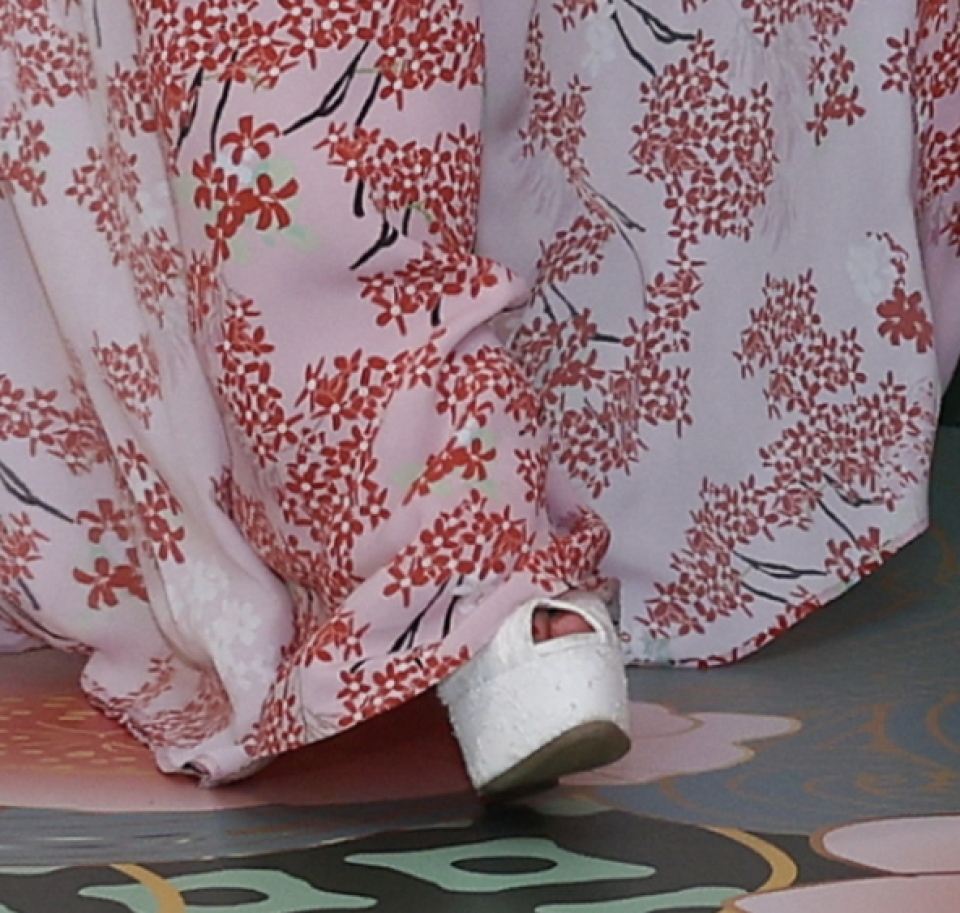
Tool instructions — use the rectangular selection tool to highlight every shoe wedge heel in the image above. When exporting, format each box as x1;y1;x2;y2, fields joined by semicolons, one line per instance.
438;593;631;798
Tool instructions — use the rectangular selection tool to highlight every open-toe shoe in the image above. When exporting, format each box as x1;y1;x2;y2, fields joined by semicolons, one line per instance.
437;592;631;799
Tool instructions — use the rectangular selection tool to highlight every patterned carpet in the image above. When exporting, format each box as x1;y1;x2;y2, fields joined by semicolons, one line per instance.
1;429;958;912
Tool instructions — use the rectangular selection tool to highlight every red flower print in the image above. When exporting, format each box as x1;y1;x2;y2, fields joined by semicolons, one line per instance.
0;376;27;439
236;172;298;230
77;499;134;544
72;552;148;609
141;484;186;563
0;513;48;588
91;333;163;429
220;115;280;165
877;287;934;352
450;438;495;483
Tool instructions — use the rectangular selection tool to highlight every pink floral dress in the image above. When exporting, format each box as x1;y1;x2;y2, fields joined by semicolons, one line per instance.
0;0;609;783
480;0;960;665
0;0;957;783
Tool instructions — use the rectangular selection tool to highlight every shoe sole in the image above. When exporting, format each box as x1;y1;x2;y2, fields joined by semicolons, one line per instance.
478;719;631;800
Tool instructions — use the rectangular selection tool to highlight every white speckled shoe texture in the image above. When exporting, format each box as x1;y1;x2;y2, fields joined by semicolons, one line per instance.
438;592;631;798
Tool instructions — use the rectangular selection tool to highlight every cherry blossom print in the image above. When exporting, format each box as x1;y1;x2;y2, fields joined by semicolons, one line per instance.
508;15;770;503
631;36;776;251
868;234;935;354
72;549;149;610
319;122;485;253
0;373;111;475
554;0;600;32
334;645;469;729
65;137;141;262
639;267;937;649
806;44;866;143
91;333;163;428
373;0;484;106
114;439;187;564
2;4;96;110
0;107;51;204
878;288;935;352
86;662;237;753
739;0;857;47
83;0;607;775
510;272;696;499
106;58;159;137
77;498;135;545
918;121;960;248
1;0;956;784
0;511;47;609
359;245;500;335
676;0;868;143
471;0;954;668
188;149;302;264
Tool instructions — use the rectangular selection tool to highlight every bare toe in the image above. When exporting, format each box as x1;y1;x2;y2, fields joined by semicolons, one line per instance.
532;608;594;643
549;609;593;639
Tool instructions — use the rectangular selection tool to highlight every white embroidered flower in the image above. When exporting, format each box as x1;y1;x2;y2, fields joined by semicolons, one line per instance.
846;238;897;304
163;564;220;644
582;5;618;78
166;563;274;693
450;573;504;619
210;601;273;692
136;181;174;230
210;599;263;652
454;417;481;446
216;149;260;187
188;561;229;605
450;572;487;599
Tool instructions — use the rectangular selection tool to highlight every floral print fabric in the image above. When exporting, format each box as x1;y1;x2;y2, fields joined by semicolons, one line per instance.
0;0;957;783
0;0;608;783
479;0;960;665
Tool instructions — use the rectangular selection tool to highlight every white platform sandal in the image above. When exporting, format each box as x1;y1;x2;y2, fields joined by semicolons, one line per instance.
437;592;631;798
